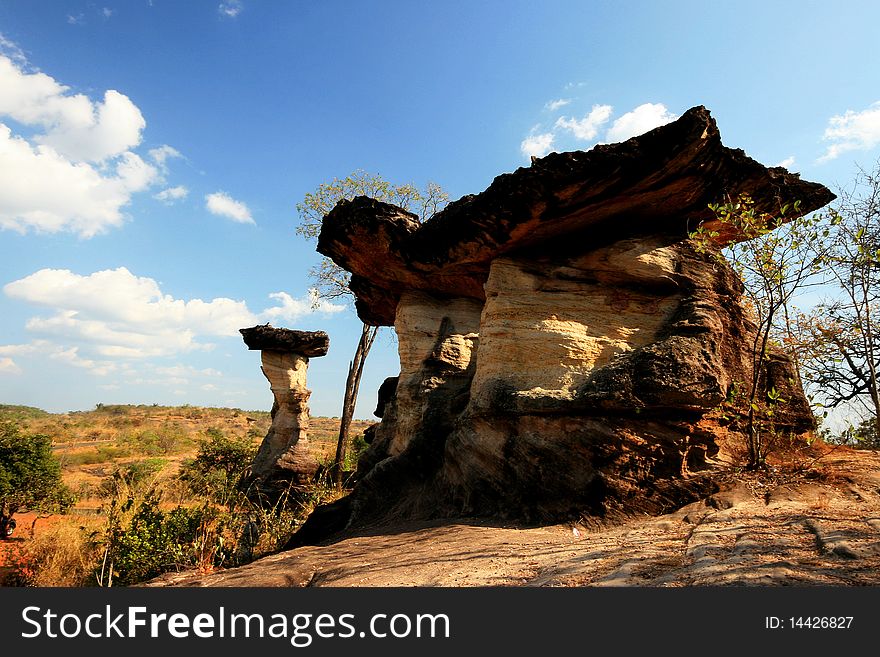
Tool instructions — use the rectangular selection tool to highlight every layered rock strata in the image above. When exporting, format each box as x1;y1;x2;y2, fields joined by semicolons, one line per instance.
288;106;834;547
240;326;329;498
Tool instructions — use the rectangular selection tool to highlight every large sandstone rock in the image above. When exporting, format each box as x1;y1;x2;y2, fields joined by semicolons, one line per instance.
240;326;329;499
288;106;833;547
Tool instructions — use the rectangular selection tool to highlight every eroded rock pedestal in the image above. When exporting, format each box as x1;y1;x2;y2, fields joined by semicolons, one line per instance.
240;325;329;499
288;106;835;547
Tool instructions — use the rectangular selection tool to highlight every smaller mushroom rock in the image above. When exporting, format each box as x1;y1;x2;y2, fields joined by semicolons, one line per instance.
240;325;329;357
240;326;329;498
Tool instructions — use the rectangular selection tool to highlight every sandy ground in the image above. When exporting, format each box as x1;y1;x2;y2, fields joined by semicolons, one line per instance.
147;446;880;587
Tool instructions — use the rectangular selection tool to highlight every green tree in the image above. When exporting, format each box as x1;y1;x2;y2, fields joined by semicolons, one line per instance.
692;196;828;468
0;421;73;535
296;170;448;487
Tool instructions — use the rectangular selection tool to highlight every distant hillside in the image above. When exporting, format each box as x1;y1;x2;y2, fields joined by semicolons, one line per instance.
0;402;373;499
0;404;51;422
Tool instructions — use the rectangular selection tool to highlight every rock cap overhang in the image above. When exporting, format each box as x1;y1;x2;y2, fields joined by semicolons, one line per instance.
239;325;330;357
317;105;835;326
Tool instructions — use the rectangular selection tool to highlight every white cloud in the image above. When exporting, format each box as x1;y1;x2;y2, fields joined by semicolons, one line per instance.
38;90;145;162
0;357;21;374
118;363;223;390
0;56;146;162
155;365;223;379
520;132;555;159
128;376;185;387
154;185;189;204
0;341;47;356
50;346;116;376
67;14;85;26
521;101;678;163
0;342;84;375
0;126;158;236
23;311;206;359
0;51;163;237
3;267;345;367
205;191;254;224
260;290;345;324
0;56;76;125
0;340;117;375
114;151;157;188
818;102;880;163
555;104;614;141
102;8;114;19
544;98;571;112
148;144;182;167
0;33;27;65
605;103;677;143
776;156;796;169
5;267;255;343
218;1;243;17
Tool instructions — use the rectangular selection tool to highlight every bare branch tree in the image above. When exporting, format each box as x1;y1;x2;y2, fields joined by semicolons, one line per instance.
795;163;880;441
295;170;449;487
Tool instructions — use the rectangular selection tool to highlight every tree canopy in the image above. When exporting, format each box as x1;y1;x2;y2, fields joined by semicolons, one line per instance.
179;428;257;509
0;421;73;519
295;169;449;301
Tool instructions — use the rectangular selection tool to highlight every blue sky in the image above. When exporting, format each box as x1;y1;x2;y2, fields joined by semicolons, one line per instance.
1;0;880;418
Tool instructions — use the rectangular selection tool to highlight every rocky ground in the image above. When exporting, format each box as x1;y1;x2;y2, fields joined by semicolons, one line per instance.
149;445;880;587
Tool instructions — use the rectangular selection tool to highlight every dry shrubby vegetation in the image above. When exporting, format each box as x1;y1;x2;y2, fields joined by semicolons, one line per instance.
0;403;371;586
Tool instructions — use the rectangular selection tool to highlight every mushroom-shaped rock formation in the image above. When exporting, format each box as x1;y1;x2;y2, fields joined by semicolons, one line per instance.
288;106;835;547
240;326;329;498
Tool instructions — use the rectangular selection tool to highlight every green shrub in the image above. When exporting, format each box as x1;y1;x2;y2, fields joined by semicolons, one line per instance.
179;429;256;509
94;487;220;586
96;459;166;499
344;432;370;471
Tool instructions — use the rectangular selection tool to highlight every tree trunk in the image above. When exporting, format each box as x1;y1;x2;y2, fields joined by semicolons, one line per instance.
862;302;880;443
868;363;880;443
332;322;379;488
746;314;775;469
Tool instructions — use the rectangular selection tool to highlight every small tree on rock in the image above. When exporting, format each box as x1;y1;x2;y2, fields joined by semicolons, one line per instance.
691;196;828;468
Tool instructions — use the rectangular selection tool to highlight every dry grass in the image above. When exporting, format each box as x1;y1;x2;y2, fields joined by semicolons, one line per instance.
3;515;104;586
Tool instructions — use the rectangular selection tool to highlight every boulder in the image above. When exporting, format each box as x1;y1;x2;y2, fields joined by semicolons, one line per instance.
288;106;834;547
